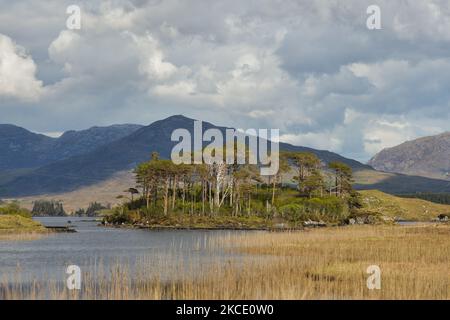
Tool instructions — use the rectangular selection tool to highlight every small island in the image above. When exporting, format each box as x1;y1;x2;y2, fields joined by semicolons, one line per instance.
102;151;450;230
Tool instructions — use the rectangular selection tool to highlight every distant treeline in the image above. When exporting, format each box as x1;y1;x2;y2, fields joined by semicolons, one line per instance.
398;193;450;205
74;202;109;217
32;200;66;217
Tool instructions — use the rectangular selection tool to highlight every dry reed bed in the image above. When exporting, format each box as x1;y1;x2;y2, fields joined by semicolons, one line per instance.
0;231;51;241
1;225;449;299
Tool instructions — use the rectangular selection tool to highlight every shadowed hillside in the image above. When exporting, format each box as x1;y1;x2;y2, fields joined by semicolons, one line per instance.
0;123;142;171
0;115;371;196
353;169;450;194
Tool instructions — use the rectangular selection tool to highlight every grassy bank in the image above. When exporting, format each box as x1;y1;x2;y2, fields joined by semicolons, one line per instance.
1;224;449;299
359;190;450;221
0;215;48;240
0;203;48;239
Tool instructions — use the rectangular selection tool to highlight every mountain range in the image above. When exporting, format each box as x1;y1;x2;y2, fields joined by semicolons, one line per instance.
369;132;450;181
1;115;449;202
0;123;142;171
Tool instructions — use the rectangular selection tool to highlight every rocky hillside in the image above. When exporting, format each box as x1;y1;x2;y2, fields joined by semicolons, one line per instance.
368;132;450;181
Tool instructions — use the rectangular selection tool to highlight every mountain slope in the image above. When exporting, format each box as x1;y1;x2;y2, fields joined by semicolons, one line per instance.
0;124;55;170
368;132;450;180
47;124;143;162
0;123;142;171
353;169;450;194
0;115;370;196
2;116;450;197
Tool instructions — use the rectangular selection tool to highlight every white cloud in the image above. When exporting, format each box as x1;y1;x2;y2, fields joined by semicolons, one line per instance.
1;0;450;162
363;119;415;156
0;33;44;101
130;32;178;81
34;130;64;138
48;30;81;65
280;131;343;152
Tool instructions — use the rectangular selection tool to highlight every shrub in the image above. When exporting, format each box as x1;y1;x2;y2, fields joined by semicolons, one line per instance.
0;203;32;218
279;197;349;224
104;207;137;224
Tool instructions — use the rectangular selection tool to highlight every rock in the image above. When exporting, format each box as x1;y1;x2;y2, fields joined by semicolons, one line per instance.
437;214;449;222
356;217;365;225
303;220;327;227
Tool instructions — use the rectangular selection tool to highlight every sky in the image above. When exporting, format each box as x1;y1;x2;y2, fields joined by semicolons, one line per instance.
1;0;449;162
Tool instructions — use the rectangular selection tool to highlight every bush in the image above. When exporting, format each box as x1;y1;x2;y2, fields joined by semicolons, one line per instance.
0;203;32;218
278;203;306;223
346;209;384;225
104;206;145;225
279;197;349;224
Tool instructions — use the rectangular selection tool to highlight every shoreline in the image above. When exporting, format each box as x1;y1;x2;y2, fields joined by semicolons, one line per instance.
102;223;300;231
101;219;448;232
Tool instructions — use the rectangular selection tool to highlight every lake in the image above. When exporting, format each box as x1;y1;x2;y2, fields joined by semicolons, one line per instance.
0;217;255;285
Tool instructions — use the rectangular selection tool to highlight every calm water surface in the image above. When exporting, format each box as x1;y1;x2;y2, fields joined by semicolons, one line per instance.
0;217;254;284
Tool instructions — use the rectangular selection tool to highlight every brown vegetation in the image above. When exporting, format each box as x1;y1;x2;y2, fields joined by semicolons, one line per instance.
2;224;449;299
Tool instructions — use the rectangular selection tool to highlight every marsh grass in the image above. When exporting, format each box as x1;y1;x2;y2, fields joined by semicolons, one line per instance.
0;231;51;241
1;225;449;299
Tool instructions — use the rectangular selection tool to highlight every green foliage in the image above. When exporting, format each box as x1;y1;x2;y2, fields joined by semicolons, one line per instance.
0;202;32;218
284;152;325;197
103;206;138;224
74;202;108;217
112;151;362;228
328;161;353;197
0;214;45;232
279;196;349;224
32;200;66;217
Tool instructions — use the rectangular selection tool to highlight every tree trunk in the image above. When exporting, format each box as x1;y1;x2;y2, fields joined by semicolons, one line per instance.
271;176;276;206
202;181;205;215
172;175;177;209
163;177;170;216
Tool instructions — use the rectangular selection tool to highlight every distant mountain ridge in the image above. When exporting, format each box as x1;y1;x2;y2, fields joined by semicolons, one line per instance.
368;132;450;181
0;124;54;170
0;123;143;171
1;115;449;197
0;115;370;196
